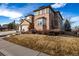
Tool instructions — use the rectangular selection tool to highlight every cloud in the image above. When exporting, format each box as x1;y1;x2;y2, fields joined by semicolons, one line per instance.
51;3;67;8
0;4;23;20
0;3;8;9
0;9;23;20
70;16;79;28
70;16;79;22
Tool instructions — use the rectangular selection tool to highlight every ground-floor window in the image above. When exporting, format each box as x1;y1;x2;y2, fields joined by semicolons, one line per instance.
36;18;46;26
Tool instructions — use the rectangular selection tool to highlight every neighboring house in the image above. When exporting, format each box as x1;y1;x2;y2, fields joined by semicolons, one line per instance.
19;14;34;32
72;29;79;35
19;5;63;33
77;30;79;35
0;26;8;31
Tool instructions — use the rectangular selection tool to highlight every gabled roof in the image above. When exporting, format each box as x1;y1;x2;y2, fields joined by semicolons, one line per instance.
25;14;34;17
20;14;34;25
20;19;31;25
33;5;54;12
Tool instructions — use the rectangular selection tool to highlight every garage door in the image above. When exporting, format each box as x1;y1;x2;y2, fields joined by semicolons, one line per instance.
22;25;29;32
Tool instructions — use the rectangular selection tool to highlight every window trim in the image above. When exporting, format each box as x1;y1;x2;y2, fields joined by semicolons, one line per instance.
36;17;46;26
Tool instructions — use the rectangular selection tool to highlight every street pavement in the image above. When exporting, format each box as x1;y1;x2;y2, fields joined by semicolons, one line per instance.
0;31;16;36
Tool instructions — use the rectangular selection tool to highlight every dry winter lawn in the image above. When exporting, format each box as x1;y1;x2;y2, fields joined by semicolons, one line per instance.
4;34;79;56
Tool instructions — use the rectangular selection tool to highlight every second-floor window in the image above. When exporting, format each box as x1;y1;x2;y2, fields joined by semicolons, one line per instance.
35;11;40;15
46;8;49;13
35;8;51;16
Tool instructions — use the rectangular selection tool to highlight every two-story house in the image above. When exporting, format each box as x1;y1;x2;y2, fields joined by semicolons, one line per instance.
19;5;63;33
34;6;63;33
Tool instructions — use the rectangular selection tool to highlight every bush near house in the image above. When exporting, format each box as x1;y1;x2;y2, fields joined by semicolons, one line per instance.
4;34;79;56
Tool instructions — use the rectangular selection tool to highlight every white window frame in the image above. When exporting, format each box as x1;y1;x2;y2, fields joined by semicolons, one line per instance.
37;18;46;26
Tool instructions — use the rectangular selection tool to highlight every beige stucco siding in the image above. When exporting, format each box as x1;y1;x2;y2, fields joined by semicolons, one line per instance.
21;20;30;25
20;20;30;32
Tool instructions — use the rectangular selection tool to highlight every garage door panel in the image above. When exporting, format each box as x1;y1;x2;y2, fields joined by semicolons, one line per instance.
22;25;29;32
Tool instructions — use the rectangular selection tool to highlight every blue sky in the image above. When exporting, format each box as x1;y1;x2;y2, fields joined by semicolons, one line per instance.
0;3;79;29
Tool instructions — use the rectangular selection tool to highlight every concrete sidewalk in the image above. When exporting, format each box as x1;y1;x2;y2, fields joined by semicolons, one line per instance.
0;37;49;56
